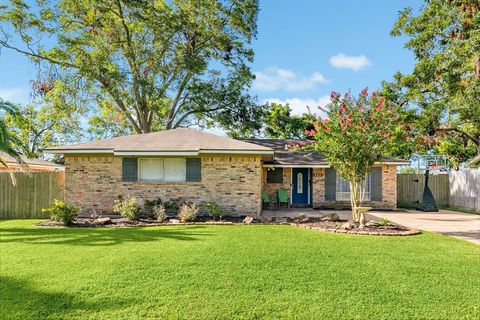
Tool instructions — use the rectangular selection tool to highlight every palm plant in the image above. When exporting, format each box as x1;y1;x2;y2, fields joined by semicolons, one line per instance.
0;99;26;184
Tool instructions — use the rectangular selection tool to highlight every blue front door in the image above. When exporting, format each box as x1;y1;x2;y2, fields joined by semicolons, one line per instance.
292;168;309;205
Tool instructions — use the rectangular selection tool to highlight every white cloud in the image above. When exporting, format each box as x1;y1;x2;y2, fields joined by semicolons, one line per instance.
0;88;30;104
264;96;331;116
329;53;371;71
253;67;328;92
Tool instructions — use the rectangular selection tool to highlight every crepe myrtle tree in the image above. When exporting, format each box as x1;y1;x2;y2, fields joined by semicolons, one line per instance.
299;88;403;224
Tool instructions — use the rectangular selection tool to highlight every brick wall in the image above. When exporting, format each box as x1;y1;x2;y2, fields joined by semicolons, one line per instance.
65;155;262;216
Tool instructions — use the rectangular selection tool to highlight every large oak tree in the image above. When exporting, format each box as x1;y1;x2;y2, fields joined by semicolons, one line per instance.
0;0;261;135
389;0;480;165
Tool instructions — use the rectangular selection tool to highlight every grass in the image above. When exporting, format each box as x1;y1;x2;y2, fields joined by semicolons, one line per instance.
1;220;479;320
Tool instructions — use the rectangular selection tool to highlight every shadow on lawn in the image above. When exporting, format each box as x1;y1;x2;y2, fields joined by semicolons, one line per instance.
0;276;123;319
0;226;211;246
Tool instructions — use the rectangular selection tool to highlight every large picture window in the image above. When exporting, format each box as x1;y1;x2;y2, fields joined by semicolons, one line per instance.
135;158;199;182
336;174;371;201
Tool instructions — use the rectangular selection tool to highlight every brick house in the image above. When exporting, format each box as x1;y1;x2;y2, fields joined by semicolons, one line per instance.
46;128;408;216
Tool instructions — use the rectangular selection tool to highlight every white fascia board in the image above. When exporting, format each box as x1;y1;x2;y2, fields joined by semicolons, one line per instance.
44;149;113;154
375;161;409;165
199;149;274;155
114;151;199;156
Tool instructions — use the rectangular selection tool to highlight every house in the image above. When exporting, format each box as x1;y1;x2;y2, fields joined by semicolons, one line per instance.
0;152;64;172
45;128;409;215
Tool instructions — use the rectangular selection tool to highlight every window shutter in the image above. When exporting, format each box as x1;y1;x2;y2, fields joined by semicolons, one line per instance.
122;158;138;181
370;167;382;201
325;168;336;200
186;158;201;182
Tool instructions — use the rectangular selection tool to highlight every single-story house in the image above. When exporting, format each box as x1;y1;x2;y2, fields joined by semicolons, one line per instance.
0;152;64;172
45;128;409;215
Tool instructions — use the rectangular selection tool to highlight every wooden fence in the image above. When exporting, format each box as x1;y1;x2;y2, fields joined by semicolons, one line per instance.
397;171;479;212
0;172;65;219
449;170;480;212
397;173;450;209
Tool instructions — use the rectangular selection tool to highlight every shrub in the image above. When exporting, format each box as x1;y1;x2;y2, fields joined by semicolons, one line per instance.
113;197;141;221
378;218;390;226
42;199;79;225
201;201;224;221
144;198;163;217
177;203;198;222
153;204;167;222
164;198;182;212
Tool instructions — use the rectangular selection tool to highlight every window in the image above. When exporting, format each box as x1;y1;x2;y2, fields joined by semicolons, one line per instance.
135;158;201;182
267;168;283;183
336;174;371;201
139;159;164;181
297;172;303;193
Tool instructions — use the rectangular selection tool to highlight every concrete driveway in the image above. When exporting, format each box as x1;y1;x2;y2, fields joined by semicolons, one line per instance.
368;209;480;245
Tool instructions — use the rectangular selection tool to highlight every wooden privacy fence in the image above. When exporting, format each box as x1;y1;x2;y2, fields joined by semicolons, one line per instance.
449;170;480;212
0;172;65;219
397;171;479;212
397;173;449;209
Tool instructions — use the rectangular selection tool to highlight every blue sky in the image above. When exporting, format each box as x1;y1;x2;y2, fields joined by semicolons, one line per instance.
0;0;422;117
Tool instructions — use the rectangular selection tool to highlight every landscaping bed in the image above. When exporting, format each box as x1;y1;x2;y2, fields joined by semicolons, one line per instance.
289;213;420;236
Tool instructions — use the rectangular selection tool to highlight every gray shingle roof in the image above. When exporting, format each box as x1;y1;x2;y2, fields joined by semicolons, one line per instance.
45;128;273;154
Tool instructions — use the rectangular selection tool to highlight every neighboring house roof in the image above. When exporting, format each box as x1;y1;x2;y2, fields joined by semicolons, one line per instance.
45;128;274;156
0;152;64;171
468;154;480;168
245;139;410;166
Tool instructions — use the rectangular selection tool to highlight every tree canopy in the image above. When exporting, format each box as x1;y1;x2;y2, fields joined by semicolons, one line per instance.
389;0;480;166
0;0;261;136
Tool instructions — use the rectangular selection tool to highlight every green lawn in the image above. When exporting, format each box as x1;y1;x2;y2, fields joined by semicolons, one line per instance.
1;220;479;320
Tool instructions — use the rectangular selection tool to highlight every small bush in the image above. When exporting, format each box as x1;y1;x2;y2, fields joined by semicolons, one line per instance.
177;203;198;222
378;218;390;226
164;198;182;212
144;198;163;217
153;204;167;222
201;201;224;221
113;197;141;221
42;200;79;225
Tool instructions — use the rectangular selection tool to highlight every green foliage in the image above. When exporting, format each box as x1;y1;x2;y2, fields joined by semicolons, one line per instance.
388;0;480;165
302;89;402;222
4;103;82;158
201;201;224;221
152;204;167;222
144;198;163;217
42;199;79;225
399;167;418;174
1;220;480;319
177;203;198;222
113;197;141;221
263;103;315;139
378;218;391;226
0;0;262;135
0;99;26;184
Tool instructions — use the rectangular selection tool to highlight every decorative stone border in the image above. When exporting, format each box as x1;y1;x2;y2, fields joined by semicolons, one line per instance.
293;223;421;236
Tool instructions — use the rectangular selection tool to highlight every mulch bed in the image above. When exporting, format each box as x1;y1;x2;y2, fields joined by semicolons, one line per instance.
295;220;420;236
36;216;251;228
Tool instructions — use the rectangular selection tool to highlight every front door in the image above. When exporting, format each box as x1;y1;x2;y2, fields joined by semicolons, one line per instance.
292;168;309;205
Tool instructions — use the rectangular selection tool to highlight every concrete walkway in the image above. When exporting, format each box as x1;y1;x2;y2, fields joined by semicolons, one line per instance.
368;209;480;245
262;208;480;245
